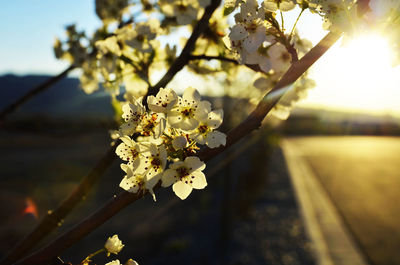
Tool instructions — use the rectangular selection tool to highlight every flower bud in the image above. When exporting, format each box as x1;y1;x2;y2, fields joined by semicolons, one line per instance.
105;235;124;255
124;259;139;265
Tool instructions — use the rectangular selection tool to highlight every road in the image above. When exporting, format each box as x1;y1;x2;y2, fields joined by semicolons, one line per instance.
284;136;400;265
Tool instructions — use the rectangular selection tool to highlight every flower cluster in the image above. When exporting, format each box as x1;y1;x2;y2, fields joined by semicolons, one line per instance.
223;0;312;75
308;0;357;31
95;0;131;24
159;0;211;25
116;87;226;200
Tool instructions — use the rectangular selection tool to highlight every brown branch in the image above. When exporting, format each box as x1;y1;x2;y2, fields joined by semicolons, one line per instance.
0;65;75;122
14;30;342;265
0;141;119;265
146;0;222;99
188;55;239;64
198;31;341;161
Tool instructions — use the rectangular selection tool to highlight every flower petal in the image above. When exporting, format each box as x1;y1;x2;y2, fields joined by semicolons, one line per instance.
183;87;201;102
206;131;227;148
207;109;223;129
191;171;207;189
161;169;177;187
229;24;248;41
185;156;206;171
173;181;193;200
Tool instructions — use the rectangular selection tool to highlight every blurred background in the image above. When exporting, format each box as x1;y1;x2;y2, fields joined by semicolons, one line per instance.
1;1;400;265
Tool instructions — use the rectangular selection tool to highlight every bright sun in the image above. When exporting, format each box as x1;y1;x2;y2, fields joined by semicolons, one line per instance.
299;33;400;117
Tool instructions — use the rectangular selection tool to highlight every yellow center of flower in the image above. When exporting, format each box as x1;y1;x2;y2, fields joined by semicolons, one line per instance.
198;124;210;134
181;108;193;117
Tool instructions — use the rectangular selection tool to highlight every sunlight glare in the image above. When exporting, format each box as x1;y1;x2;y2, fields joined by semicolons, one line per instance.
300;33;400;116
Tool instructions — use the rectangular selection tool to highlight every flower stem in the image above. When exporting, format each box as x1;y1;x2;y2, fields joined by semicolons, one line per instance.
290;8;305;40
81;248;106;264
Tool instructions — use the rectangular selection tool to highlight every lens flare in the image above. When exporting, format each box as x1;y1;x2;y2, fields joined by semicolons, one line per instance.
300;33;400;116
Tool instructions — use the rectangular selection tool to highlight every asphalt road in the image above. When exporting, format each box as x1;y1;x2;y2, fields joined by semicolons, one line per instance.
285;136;400;265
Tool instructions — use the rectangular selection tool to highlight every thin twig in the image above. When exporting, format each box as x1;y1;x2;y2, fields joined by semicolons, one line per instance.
14;30;342;265
0;65;75;122
188;55;239;64
145;0;222;99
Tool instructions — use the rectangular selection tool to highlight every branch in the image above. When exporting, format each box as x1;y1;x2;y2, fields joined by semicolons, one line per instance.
14;30;342;265
198;31;341;161
0;65;75;122
0;142;119;265
2;2;223;264
146;0;222;99
188;55;239;64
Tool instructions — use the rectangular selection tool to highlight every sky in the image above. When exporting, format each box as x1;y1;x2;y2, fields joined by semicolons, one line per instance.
0;1;101;75
1;1;400;117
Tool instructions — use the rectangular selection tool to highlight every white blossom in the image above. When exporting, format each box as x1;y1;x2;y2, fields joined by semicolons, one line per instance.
119;164;146;194
95;0;130;23
167;87;210;131
189;109;226;148
160;0;200;25
162;156;207;200
120;98;146;136
136;112;166;138
138;144;167;200
116;136;143;168
268;43;291;74
147;87;178;113
263;0;296;12
95;36;122;57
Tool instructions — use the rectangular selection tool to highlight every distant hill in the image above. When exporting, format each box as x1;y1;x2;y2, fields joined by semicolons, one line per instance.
282;107;400;136
0;74;113;120
2;74;400;135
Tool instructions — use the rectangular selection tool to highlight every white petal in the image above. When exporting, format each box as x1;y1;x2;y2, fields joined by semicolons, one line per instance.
145;171;162;187
153;117;166;138
116;142;131;161
183;87;201;102
147;95;165;113
229;24;248;41
258;57;272;73
120;163;129;173
243;26;266;53
206;131;227;148
173;181;193;200
179;117;199;131
119;175;139;193
119;122;136;136
185;156;206;171
279;1;296;11
170;161;185;170
190;131;206;145
172;136;188;150
264;1;278;11
119;136;133;146
161;169;177;187
207;109;223;129
245;51;262;64
191;171;207;189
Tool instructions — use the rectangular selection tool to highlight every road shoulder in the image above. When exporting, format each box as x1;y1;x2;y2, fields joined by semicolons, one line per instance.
281;139;368;265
